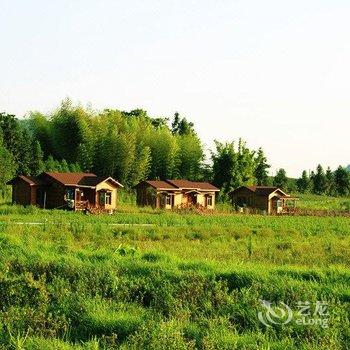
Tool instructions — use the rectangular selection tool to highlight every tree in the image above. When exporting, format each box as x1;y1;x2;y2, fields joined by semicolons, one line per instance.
69;163;81;172
44;155;57;172
334;166;350;196
77;143;93;172
171;112;194;135
0;130;16;197
60;159;70;172
211;139;256;199
296;170;310;193
176;133;204;180
30;140;45;175
287;178;298;193
254;148;270;185
50;99;93;163
211;141;237;195
28;112;53;157
0;113;33;175
273;168;288;190
148;127;179;179
129;144;151;187
236;139;256;185
325;166;335;196
312;164;327;195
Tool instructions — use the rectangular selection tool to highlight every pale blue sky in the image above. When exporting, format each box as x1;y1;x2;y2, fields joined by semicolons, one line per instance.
1;0;349;177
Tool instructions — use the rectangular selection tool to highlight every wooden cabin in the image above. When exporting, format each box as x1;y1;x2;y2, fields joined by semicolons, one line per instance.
229;186;298;214
135;179;220;210
7;172;123;212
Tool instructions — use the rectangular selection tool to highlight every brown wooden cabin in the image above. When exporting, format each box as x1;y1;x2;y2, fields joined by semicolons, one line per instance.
7;172;123;212
229;186;298;214
135;179;220;210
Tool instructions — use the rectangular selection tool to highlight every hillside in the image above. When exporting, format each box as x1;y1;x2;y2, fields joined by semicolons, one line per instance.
295;193;350;211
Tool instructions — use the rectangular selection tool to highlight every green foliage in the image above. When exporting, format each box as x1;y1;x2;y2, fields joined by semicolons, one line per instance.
171;112;195;135
254;148;270;186
30;140;45;176
0;207;349;348
334;166;350;196
0;113;32;175
1;100;349;201
273;168;288;190
0;132;16;198
14;102;205;187
297;170;311;193
313;164;327;195
211;139;256;198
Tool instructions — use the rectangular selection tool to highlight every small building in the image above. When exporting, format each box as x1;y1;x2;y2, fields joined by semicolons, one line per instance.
135;179;220;210
7;172;123;211
229;186;298;214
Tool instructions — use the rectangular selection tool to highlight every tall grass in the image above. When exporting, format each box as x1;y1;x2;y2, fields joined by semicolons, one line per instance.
0;202;349;349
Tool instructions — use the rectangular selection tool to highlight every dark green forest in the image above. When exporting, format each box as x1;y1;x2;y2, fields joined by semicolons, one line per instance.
0;99;349;199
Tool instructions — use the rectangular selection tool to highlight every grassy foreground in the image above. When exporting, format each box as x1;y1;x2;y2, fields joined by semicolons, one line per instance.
0;203;349;349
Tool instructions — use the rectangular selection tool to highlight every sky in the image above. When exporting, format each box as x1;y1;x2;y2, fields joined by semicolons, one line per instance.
0;0;349;177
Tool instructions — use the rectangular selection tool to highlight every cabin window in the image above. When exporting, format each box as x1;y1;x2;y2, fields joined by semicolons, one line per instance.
100;191;112;206
105;192;112;205
99;192;105;206
207;196;213;206
65;189;75;200
165;195;171;205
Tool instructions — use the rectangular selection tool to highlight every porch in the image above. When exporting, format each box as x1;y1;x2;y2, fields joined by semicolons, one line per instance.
271;196;298;214
65;187;115;212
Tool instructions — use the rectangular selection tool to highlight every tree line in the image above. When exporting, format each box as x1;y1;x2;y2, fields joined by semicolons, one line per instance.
296;165;350;197
0;99;349;198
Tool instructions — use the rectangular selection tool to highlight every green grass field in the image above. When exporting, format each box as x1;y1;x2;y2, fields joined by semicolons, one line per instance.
295;193;350;211
0;199;349;349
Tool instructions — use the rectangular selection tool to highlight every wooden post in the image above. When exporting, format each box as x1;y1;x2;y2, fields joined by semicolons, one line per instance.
43;191;47;209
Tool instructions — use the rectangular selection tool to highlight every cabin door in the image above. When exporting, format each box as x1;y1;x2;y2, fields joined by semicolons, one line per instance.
187;193;197;205
272;198;283;214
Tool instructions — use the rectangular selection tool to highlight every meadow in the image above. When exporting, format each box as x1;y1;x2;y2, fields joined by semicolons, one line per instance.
0;199;349;349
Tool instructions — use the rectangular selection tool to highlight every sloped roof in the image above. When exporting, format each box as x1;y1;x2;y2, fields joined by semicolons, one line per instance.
8;172;123;188
6;175;44;186
44;172;97;186
189;181;219;191
78;176;123;188
166;180;219;191
141;180;177;190
230;186;288;197
44;172;123;188
138;179;219;191
247;186;281;196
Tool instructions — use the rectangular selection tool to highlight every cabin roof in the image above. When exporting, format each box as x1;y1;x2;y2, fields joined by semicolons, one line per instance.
44;172;123;188
8;172;123;188
142;180;177;190
230;186;289;197
165;180;219;191
78;176;123;188
6;175;44;186
138;179;219;191
44;172;97;186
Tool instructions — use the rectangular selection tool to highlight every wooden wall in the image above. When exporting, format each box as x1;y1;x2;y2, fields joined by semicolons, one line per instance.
136;184;157;208
96;181;118;210
44;183;68;209
11;179;35;206
231;188;268;212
